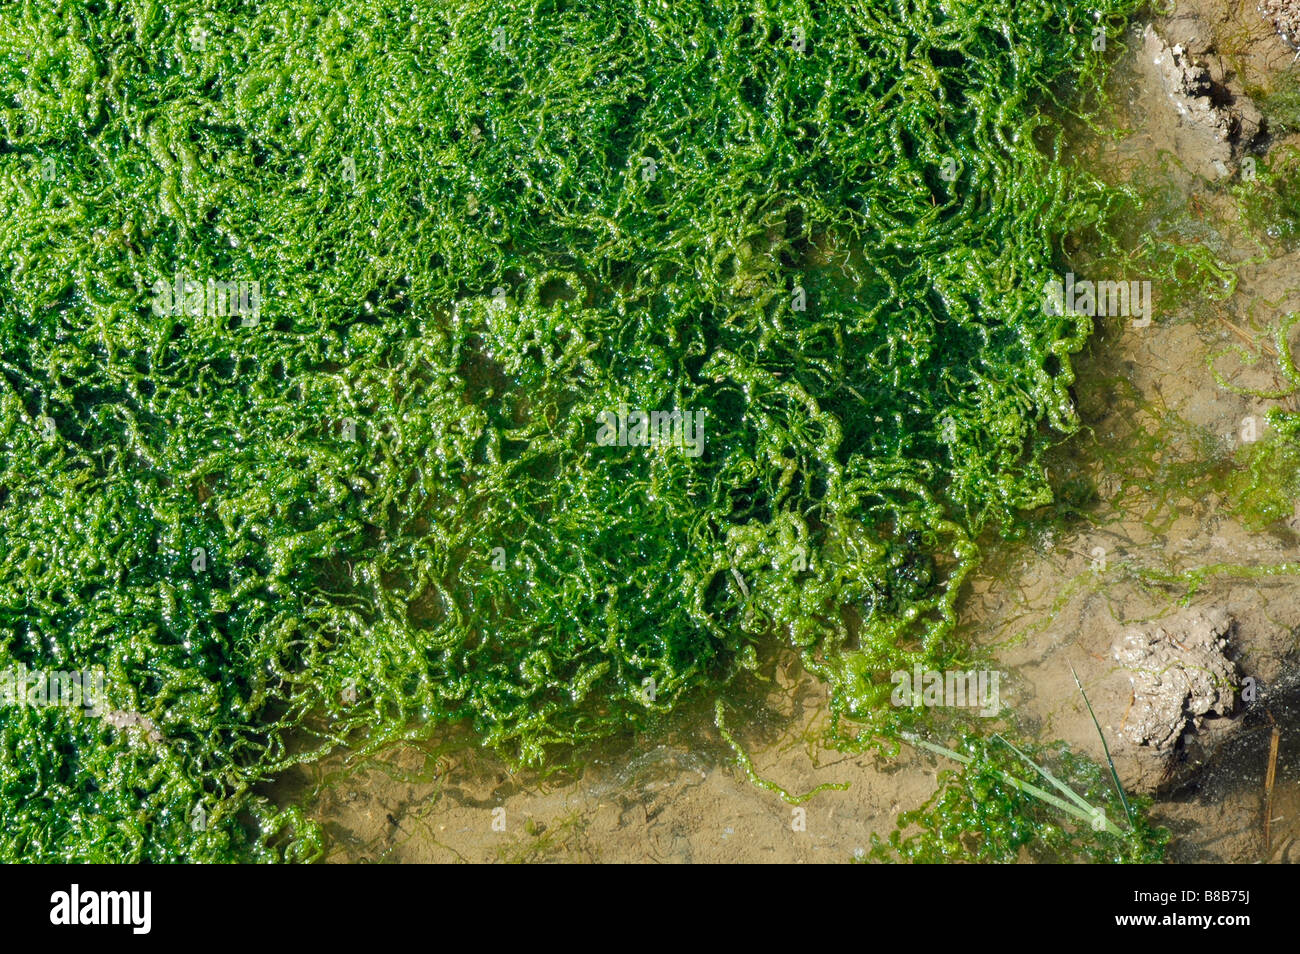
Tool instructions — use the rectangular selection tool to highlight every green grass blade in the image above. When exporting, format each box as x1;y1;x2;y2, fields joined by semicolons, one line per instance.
991;732;1098;818
1070;665;1135;826
899;733;1124;836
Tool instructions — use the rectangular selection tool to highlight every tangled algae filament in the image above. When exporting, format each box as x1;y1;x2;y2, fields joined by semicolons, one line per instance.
1;0;1148;861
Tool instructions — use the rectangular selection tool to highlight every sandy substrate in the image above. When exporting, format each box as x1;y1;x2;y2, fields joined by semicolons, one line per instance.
269;0;1300;863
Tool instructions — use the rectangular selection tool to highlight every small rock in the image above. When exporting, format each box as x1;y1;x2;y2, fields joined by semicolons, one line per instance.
1113;607;1238;750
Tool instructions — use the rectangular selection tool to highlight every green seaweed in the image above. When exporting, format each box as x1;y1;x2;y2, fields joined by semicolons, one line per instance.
1234;145;1300;250
1255;70;1300;137
0;0;1150;861
868;732;1168;863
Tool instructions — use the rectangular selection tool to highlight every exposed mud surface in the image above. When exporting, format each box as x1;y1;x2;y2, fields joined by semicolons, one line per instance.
270;0;1300;863
272;668;941;863
1142;23;1265;179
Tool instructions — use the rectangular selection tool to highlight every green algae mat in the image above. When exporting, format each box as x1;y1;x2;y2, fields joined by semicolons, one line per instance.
0;0;1154;861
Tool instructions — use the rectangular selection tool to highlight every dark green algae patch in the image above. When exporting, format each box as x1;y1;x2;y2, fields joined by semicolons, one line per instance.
0;0;1153;861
